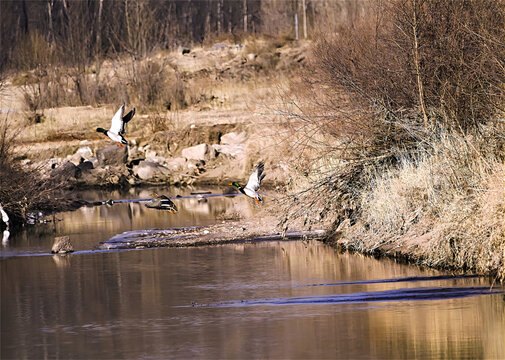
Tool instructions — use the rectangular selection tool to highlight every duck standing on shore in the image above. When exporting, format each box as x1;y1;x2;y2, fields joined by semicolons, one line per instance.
229;161;266;204
96;104;136;147
145;193;178;214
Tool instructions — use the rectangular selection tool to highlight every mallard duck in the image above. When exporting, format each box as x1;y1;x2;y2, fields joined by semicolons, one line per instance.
229;161;266;203
96;104;136;147
145;192;178;213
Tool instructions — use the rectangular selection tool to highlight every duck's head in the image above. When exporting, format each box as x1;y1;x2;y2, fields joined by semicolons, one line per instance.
229;182;241;188
96;127;107;134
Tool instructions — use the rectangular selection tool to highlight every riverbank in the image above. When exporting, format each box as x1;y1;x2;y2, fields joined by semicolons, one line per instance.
2;36;503;283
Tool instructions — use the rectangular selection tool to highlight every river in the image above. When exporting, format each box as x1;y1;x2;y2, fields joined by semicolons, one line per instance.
1;187;504;359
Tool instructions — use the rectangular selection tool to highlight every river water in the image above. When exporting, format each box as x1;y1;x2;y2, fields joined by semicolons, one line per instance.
1;187;504;359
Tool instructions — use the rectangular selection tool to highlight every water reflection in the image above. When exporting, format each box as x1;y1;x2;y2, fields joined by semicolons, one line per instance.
1;241;504;359
0;186;257;255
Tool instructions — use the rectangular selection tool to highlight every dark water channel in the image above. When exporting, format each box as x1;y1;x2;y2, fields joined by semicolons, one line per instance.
1;187;504;359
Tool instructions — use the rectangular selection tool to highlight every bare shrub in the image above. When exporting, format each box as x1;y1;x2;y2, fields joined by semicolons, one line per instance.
147;113;171;134
312;0;505;131
0;116;69;226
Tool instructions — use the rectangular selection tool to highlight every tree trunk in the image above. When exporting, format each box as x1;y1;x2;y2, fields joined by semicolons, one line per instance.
21;0;29;34
228;3;232;33
302;0;307;39
46;0;55;46
205;0;211;39
96;0;103;53
243;0;247;32
411;0;429;128
217;0;222;34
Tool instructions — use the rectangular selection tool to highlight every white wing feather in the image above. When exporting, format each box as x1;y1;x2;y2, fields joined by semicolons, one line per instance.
109;104;125;135
245;163;264;192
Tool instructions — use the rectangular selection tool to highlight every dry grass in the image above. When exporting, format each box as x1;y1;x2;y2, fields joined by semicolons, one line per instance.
344;127;505;280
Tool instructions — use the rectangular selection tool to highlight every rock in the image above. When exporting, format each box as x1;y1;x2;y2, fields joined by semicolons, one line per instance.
51;161;82;180
145;149;157;160
213;144;245;158
247;53;257;61
144;149;167;164
96;145;128;167
79;140;92;147
128;146;139;159
77;161;94;172
89;157;99;168
181;143;216;161
69;153;83;165
51;236;74;254
164;157;186;171
220;131;246;145
133;161;170;180
76;146;93;161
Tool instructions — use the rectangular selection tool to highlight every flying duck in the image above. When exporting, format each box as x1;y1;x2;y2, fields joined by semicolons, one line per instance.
145;193;178;213
229;161;266;203
96;104;136;147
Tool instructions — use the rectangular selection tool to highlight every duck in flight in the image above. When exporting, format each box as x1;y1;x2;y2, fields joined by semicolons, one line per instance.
96;104;136;147
229;161;266;204
145;193;178;213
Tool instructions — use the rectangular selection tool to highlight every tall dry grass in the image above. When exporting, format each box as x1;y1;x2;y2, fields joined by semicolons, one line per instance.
348;127;505;280
279;0;505;279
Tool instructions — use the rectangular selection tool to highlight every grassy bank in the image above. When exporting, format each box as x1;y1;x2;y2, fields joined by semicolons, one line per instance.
335;129;504;281
280;0;505;281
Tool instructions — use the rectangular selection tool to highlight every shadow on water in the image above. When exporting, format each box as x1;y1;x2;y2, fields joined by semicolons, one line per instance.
296;274;482;287
193;285;503;308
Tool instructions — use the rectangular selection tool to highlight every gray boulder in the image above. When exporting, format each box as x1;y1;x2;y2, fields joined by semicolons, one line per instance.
96;145;128;167
181;143;216;161
133;161;171;180
77;161;94;172
51;161;82;180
